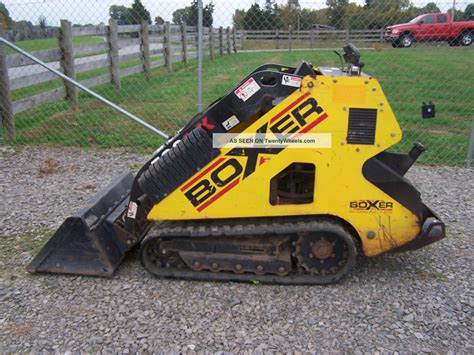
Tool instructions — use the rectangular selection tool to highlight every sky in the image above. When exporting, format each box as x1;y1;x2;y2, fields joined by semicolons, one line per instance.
3;0;459;27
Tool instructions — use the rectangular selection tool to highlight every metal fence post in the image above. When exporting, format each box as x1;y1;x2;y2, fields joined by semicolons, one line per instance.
141;20;151;80
467;115;474;168
59;19;78;110
0;31;15;142
181;21;188;66
164;22;172;73
108;19;121;90
232;27;237;53
197;0;203;112
209;26;214;60
289;25;293;51
219;26;224;56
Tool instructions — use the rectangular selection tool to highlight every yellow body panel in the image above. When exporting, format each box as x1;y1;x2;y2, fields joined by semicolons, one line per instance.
148;75;421;257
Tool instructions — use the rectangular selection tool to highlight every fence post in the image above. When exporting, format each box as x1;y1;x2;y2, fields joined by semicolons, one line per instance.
379;29;384;42
59;19;78;110
107;19;121;90
345;29;350;42
181;21;188;65
310;28;314;48
240;29;245;50
467;115;474;168
232;27;237;53
0;31;15;141
209;26;214;60
219;26;224;56
289;25;293;51
141;20;151;79
164;22;172;73
276;29;280;49
226;27;231;54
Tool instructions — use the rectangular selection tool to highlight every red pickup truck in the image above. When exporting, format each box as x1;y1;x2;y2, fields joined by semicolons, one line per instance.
385;12;474;48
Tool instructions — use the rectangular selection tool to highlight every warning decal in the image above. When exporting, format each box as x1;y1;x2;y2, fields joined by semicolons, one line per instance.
234;78;261;102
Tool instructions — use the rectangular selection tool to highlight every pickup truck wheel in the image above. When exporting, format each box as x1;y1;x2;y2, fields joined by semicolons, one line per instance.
459;31;473;46
400;33;413;48
391;39;401;48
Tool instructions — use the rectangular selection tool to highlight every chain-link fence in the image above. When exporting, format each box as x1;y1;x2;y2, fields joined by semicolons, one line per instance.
0;0;473;165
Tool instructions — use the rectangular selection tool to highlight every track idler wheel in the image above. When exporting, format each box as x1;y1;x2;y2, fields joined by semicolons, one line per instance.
295;221;356;282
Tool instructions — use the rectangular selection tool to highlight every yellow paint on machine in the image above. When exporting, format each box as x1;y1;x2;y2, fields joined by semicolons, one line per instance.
147;75;421;257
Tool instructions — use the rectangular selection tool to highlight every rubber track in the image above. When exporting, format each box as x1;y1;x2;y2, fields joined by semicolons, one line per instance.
140;216;356;285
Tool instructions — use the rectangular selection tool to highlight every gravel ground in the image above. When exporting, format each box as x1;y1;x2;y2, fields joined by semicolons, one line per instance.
1;146;473;352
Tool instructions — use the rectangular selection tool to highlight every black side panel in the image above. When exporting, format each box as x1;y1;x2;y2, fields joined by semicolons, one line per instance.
347;108;377;145
362;157;422;218
138;127;220;205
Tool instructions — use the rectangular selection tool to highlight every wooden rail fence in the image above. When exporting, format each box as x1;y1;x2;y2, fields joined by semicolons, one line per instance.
0;24;386;142
0;20;237;141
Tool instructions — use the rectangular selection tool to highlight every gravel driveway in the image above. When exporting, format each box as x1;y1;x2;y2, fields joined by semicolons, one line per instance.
1;146;473;352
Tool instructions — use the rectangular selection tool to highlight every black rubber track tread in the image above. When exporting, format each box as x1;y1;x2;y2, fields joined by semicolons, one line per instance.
160;152;185;184
155;157;177;190
139;170;161;197
172;141;195;172
140;216;357;285
138;127;220;204
164;149;188;180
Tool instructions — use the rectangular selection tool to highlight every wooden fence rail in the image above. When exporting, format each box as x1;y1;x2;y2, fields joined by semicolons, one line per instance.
0;20;237;141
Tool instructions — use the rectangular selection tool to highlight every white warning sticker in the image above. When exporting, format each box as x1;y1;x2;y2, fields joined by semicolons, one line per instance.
282;75;302;88
234;77;260;102
127;201;138;219
222;115;240;131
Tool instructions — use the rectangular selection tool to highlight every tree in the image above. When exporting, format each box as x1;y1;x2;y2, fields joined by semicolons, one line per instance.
110;5;132;25
172;1;214;27
128;0;151;24
464;3;474;20
12;20;33;31
0;2;12;30
423;2;440;13
155;16;165;25
233;9;246;29
326;0;349;29
38;15;47;29
109;1;151;25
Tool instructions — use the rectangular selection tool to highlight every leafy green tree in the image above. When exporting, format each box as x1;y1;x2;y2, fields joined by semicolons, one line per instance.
109;5;132;25
155;16;165;25
465;3;474;20
0;2;12;30
242;2;281;30
110;1;151;25
423;2;441;13
233;9;246;29
12;20;33;31
38;15;47;29
326;0;349;29
172;1;214;27
128;0;151;24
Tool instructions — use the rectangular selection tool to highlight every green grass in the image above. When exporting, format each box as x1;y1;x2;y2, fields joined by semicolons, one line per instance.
11;46;474;165
4;36;105;54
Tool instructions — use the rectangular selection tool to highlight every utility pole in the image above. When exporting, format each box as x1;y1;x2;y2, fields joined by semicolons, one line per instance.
452;0;456;21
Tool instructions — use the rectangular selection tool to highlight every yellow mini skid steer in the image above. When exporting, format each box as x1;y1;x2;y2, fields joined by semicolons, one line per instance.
27;44;445;284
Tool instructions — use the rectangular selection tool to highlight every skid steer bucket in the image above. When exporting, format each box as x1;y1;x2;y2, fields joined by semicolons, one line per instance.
27;172;136;277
